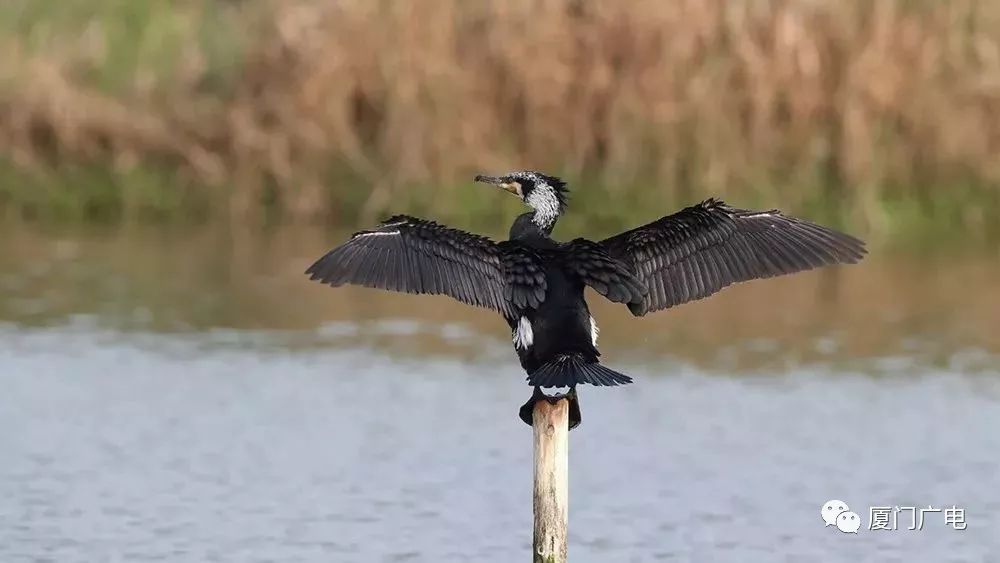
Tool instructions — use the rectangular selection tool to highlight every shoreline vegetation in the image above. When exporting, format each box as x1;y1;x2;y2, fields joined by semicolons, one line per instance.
2;0;1000;246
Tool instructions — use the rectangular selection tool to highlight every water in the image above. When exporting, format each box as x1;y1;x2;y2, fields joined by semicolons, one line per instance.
1;226;999;562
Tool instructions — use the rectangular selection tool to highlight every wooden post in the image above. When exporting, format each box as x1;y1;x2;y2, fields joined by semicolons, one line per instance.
533;398;569;563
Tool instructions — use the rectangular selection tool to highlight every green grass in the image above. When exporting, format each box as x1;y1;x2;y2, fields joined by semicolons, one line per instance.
0;158;213;224
4;155;1000;251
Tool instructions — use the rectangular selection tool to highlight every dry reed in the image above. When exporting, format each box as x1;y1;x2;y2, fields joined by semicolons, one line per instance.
2;0;1000;242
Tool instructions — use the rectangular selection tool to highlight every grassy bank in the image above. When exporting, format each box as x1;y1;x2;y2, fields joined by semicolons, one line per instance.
2;0;1000;245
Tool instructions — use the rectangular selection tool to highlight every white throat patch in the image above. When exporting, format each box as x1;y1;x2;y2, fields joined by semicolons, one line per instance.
526;186;560;228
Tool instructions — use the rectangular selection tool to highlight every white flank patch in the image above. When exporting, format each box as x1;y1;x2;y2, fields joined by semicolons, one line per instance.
357;230;400;238
589;315;599;347
513;316;534;350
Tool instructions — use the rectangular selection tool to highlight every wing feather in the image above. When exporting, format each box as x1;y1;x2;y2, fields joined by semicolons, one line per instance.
306;215;516;316
601;199;867;315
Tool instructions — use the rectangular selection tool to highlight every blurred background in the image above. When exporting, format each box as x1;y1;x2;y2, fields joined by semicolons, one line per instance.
1;1;998;562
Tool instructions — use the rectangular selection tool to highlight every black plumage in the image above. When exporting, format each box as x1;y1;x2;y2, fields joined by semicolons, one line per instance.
599;198;866;316
307;216;514;313
306;171;867;426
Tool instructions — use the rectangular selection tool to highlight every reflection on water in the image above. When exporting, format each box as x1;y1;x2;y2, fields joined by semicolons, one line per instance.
0;224;998;369
0;225;999;562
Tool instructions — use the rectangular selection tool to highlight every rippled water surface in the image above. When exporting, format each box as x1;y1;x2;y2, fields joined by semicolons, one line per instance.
1;226;998;562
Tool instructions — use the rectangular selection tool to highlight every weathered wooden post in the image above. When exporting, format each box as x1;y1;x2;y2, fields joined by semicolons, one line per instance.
532;397;569;563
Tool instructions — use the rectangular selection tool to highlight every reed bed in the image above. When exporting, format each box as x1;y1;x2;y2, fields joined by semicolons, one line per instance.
2;0;1000;243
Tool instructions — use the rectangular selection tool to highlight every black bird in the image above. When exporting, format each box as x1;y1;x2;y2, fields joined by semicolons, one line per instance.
306;171;866;427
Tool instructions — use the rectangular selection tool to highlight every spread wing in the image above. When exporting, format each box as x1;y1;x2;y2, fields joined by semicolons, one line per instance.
306;215;548;317
600;199;867;316
561;238;647;306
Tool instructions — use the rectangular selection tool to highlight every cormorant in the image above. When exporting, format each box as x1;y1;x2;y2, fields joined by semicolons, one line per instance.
306;171;866;428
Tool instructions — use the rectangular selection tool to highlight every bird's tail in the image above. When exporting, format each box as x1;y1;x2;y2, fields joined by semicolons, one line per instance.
527;354;633;388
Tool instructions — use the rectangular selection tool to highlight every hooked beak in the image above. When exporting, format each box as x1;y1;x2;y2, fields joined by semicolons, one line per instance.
474;174;522;197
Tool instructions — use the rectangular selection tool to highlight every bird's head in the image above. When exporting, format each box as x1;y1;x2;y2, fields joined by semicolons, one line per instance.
474;170;568;231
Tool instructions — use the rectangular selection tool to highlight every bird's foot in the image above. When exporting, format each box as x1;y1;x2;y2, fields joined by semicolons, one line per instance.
519;386;582;431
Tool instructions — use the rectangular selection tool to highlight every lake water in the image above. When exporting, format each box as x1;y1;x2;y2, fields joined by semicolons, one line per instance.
1;226;998;562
